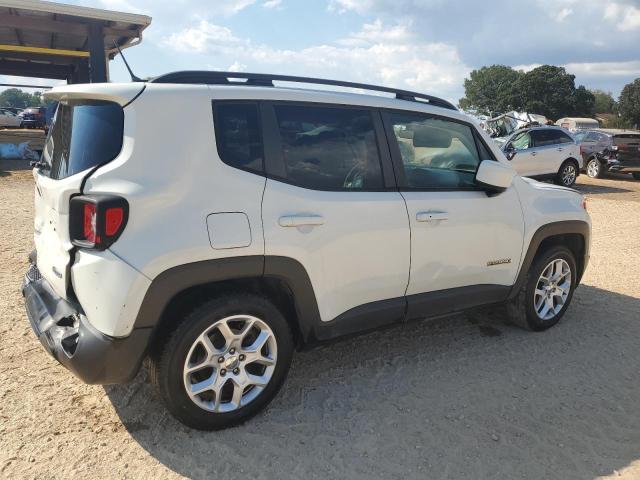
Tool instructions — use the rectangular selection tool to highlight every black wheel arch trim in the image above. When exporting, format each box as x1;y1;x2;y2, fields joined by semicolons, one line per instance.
133;255;322;345
508;220;590;299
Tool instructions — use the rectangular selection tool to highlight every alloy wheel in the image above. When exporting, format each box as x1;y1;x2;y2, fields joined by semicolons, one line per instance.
183;315;277;413
586;160;599;178
561;164;577;186
533;259;572;320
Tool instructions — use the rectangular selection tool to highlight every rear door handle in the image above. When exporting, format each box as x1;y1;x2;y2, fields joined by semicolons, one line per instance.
557;147;563;152
416;211;448;222
279;214;325;227
531;151;537;156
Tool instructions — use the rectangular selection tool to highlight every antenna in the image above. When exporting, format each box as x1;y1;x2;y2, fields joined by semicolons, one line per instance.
113;41;143;82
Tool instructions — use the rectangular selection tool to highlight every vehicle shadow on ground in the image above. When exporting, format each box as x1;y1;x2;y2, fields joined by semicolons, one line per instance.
0;159;31;174
573;182;632;195
105;284;640;479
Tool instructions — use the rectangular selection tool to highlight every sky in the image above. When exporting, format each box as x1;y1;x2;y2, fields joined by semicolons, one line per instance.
3;0;640;104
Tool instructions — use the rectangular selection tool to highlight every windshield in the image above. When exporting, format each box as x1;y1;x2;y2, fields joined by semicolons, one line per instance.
42;100;124;180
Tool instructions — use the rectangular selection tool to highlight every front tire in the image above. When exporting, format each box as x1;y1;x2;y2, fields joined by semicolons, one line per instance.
507;246;577;331
555;160;579;187
150;293;293;430
586;158;603;178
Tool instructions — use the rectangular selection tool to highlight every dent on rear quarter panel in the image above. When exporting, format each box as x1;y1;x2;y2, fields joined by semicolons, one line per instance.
71;249;151;338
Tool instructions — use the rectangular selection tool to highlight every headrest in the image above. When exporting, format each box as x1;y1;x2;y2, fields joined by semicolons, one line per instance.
412;126;452;148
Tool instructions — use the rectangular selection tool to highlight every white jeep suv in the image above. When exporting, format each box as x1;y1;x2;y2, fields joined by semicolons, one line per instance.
502;126;583;187
23;72;591;430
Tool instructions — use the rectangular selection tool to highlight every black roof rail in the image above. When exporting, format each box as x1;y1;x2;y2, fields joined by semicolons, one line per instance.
149;70;457;111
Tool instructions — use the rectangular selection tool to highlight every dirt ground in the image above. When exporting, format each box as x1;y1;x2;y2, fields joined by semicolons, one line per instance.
1;160;640;480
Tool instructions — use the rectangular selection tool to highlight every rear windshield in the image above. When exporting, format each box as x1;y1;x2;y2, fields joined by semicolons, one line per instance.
42;100;124;180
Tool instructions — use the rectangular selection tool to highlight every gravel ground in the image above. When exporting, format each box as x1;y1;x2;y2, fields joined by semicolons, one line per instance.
1;160;640;480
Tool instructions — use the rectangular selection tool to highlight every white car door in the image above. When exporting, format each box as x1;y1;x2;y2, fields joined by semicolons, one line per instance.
506;130;538;176
529;129;564;175
382;111;524;318
261;103;410;324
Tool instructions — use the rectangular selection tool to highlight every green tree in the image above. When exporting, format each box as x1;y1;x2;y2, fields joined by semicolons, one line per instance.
574;86;596;117
458;65;523;115
510;65;590;119
618;78;640;128
590;89;617;113
0;88;45;109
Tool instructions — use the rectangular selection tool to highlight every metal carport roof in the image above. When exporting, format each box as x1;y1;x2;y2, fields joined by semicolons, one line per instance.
0;0;151;84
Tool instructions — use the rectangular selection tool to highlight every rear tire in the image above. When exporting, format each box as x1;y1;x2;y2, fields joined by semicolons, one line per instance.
586;157;603;178
555;160;579;187
150;293;294;430
507;246;577;331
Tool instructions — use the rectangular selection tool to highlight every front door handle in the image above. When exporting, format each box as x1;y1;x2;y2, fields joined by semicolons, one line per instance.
279;214;325;227
416;211;448;222
531;151;537;156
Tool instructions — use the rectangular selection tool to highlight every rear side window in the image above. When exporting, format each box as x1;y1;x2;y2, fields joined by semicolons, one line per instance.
387;111;482;189
273;105;383;190
213;102;264;173
44;101;124;180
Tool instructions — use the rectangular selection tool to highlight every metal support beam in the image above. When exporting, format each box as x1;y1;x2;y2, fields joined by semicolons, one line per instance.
0;59;71;80
88;22;107;82
0;13;140;39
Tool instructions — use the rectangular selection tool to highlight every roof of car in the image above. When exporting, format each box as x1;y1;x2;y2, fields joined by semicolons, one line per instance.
594;128;640;135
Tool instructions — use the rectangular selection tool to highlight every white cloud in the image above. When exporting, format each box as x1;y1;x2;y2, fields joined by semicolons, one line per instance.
512;64;542;73
263;0;282;8
164;21;248;53
604;2;640;31
564;60;640;77
228;61;248;72
554;7;573;22
505;60;640;80
162;20;470;101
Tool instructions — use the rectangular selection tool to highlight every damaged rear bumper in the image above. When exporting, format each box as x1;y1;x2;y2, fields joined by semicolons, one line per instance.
22;264;151;385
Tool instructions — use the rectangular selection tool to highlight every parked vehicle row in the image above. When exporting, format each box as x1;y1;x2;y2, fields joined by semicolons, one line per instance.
22;72;590;430
0;106;47;129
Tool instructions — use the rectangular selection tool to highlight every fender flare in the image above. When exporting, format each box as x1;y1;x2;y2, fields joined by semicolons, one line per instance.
133;255;322;343
508;220;590;299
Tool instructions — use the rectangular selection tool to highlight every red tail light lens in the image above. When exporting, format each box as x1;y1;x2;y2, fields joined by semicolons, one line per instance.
70;195;128;250
105;207;124;236
83;203;98;244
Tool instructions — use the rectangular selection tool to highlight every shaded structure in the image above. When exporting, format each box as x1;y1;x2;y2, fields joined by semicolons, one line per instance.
0;0;151;84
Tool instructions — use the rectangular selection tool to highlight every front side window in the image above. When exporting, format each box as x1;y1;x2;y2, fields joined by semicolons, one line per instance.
387;112;482;189
510;131;532;150
273;105;383;190
44;101;124;180
213;102;264;173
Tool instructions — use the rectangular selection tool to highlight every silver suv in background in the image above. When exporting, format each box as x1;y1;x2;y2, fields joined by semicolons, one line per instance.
502;126;582;187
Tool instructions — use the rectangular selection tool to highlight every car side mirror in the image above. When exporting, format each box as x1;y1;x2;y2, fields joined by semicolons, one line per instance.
504;145;517;160
475;160;515;194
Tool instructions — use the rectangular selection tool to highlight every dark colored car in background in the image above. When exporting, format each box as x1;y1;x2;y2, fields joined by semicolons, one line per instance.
577;129;640;180
19;107;47;129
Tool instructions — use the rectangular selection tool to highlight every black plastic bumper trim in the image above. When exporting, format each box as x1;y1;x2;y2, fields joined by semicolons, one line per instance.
22;272;150;385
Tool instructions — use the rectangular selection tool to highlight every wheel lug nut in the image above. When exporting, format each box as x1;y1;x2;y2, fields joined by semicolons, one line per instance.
239;354;245;361
229;348;235;354
220;369;226;376
218;356;224;363
233;368;240;375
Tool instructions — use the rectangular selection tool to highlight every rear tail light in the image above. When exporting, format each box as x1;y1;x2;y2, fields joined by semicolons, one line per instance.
70;195;128;250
